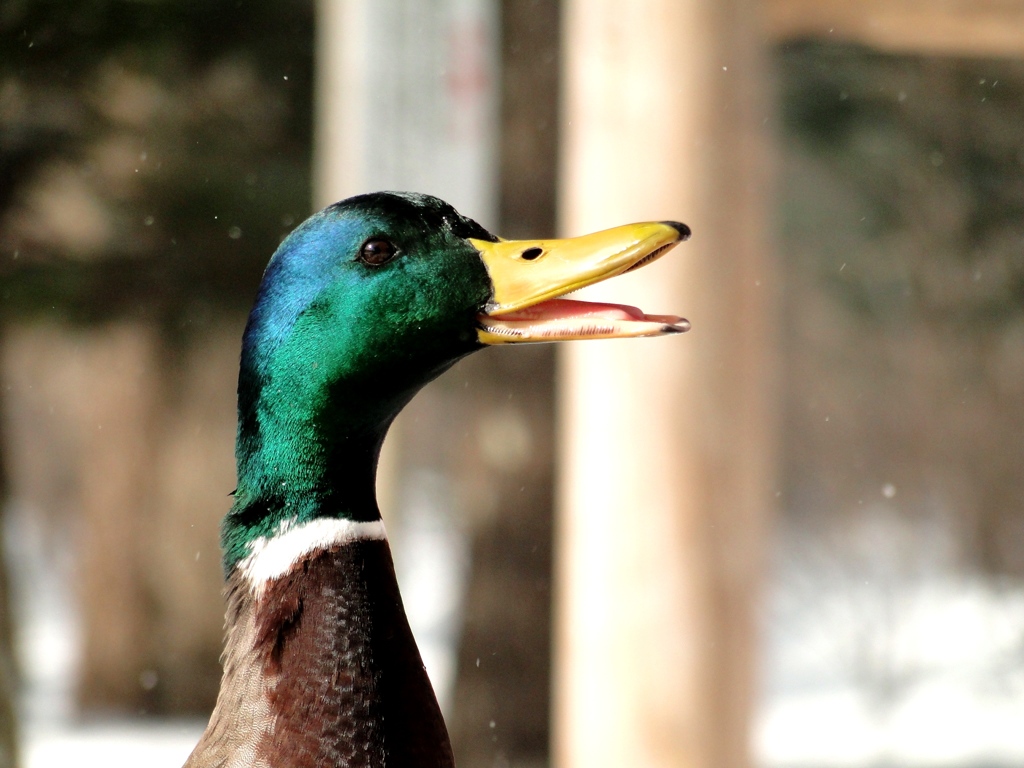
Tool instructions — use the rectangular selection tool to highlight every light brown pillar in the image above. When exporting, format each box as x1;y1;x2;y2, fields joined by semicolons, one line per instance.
554;2;776;767
71;324;162;712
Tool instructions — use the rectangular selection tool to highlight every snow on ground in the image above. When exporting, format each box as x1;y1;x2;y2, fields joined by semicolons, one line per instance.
5;503;204;767
23;718;204;768
7;496;1024;767
758;505;1024;767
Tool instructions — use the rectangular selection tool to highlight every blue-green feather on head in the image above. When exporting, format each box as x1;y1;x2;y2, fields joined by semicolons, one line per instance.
226;193;499;568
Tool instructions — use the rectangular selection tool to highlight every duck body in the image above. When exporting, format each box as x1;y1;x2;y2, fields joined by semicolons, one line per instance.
185;192;689;768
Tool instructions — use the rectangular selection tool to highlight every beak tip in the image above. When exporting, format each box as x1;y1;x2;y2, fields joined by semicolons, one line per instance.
661;221;692;241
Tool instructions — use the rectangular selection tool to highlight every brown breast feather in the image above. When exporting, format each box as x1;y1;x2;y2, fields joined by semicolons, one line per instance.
185;539;454;768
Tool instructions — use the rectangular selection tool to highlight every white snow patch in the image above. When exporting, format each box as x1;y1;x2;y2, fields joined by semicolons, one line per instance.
24;718;205;768
757;507;1024;767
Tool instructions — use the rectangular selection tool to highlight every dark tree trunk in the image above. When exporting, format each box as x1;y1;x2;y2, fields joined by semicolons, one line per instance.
0;331;21;768
448;2;561;766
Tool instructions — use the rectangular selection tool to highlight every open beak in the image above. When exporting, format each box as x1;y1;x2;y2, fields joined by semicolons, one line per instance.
471;221;691;344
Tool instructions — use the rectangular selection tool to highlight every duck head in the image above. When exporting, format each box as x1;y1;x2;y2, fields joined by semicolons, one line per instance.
227;191;689;569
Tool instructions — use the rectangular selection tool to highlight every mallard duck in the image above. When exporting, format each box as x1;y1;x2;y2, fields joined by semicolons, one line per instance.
184;191;689;768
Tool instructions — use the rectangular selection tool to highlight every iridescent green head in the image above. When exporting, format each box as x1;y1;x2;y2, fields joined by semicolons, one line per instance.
223;191;690;571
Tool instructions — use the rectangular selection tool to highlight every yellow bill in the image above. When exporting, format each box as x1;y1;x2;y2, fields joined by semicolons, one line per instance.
471;220;691;344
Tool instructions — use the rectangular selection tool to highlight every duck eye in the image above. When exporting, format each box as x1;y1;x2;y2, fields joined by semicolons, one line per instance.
358;238;398;266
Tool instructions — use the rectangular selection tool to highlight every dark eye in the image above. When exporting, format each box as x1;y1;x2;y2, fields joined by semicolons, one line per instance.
358;238;398;266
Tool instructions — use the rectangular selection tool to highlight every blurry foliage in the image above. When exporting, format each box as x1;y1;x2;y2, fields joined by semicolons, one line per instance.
0;1;316;720
0;0;315;324
779;43;1024;577
781;43;1024;327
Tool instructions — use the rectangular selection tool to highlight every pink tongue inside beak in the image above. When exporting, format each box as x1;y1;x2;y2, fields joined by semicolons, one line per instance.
498;298;681;325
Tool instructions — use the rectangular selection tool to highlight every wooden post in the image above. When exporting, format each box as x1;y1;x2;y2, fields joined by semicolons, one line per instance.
314;0;498;221
554;2;776;767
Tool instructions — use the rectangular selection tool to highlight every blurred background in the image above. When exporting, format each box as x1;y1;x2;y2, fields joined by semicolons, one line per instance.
1;1;1023;767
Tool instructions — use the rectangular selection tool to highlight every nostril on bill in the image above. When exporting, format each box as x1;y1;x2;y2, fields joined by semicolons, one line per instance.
521;247;543;261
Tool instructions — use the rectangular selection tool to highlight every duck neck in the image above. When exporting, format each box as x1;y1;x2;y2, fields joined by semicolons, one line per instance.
187;527;454;768
224;338;463;571
225;361;412;570
226;415;390;569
